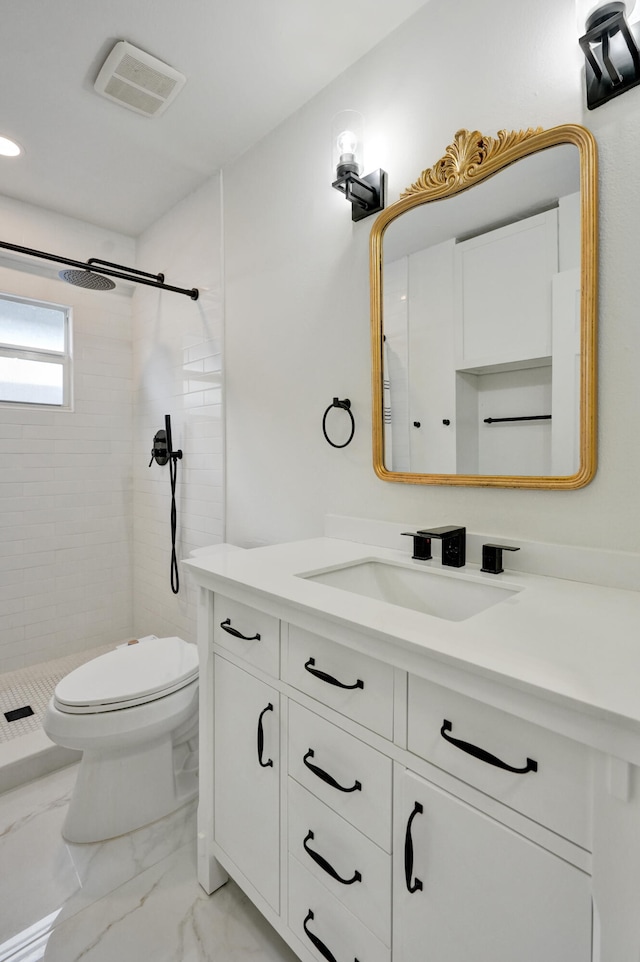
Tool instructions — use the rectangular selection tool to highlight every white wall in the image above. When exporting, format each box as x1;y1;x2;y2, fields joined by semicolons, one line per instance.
223;0;640;552
132;176;224;645
0;198;135;672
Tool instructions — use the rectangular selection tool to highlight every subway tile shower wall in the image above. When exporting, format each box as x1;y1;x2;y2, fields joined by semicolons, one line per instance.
0;201;136;672
132;175;224;646
0;179;224;672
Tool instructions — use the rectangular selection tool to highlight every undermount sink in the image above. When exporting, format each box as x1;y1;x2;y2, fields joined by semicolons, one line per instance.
298;559;521;622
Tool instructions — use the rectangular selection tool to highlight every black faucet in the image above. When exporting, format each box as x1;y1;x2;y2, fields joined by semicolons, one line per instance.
402;525;466;568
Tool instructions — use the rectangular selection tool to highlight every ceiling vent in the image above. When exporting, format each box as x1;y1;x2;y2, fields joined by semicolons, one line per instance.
94;41;186;118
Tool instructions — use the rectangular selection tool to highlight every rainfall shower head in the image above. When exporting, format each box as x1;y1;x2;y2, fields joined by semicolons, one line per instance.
0;241;199;299
58;269;116;291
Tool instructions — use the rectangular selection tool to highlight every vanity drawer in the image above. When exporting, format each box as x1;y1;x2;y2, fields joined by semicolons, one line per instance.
288;700;392;851
407;675;592;849
288;854;389;962
288;778;391;946
213;595;279;677
285;625;395;739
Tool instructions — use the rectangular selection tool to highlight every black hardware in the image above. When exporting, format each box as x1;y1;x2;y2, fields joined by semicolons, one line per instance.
579;2;640;109
322;398;355;448
440;719;538;774
4;705;34;723
148;429;169;467
401;531;432;561
304;657;364;691
483;415;551;424
219;618;261;642
442;419;451;426
165;414;183;594
417;525;466;568
148;415;183;593
404;801;423;894
0;240;199;299
303;909;360;962
303;749;362;793
332;167;387;222
413;421;421;428
303;830;362;885
257;703;274;768
481;543;520;575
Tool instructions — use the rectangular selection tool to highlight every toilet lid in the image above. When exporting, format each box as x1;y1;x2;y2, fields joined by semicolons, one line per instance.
54;637;199;713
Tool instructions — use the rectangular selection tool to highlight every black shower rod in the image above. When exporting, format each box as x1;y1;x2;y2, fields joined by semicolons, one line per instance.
0;239;199;299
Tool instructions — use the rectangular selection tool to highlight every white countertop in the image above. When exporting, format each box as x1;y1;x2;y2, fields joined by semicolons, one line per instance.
183;537;640;744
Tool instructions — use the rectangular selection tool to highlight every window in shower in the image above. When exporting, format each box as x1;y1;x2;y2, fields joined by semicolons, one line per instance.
0;293;72;408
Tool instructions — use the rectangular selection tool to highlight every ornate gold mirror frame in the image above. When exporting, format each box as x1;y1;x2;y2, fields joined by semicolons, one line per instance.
370;124;597;488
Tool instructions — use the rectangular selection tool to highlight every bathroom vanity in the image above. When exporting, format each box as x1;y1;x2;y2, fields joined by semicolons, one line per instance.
185;531;640;962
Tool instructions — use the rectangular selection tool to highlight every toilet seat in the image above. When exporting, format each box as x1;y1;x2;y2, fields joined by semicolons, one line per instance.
53;636;199;714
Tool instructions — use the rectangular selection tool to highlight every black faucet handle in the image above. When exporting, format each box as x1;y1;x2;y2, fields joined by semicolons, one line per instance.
401;532;432;561
481;543;520;575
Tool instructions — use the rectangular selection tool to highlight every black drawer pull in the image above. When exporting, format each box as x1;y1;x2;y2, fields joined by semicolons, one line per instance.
404;800;423;894
303;830;362;885
220;618;261;641
304;657;364;691
303;749;362;793
303;909;360;962
257;703;274;768
440;719;538;774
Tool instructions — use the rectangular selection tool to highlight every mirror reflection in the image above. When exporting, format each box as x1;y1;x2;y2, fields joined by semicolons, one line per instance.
371;126;597;489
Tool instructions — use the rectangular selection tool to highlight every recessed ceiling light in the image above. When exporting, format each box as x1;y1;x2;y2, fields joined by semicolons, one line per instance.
0;136;22;157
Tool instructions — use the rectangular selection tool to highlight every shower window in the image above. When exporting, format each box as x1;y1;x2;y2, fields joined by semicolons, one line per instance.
0;293;72;407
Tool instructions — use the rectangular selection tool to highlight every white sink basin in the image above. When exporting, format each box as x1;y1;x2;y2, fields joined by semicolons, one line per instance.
298;559;521;622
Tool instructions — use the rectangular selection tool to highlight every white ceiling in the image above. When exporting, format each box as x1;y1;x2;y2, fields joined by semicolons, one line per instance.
0;0;429;236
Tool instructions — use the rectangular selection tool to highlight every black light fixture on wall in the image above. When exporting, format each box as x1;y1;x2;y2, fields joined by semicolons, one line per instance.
579;0;640;108
331;110;386;221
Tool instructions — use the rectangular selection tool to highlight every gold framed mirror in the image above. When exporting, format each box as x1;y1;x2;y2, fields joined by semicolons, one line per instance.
370;124;597;488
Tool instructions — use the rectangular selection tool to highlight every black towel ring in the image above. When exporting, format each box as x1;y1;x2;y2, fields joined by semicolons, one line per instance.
322;398;355;449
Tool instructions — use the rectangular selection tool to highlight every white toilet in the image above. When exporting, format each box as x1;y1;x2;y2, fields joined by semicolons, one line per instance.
43;635;199;843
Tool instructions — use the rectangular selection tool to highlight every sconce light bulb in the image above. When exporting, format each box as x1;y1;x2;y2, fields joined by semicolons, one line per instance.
337;129;358;160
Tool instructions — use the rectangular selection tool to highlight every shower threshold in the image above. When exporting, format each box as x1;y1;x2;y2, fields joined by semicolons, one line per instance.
0;644;112;795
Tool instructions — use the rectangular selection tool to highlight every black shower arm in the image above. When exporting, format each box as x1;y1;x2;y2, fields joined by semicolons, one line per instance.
0;240;199;300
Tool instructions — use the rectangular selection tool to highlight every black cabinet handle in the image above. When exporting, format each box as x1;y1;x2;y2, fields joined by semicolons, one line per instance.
303;910;360;962
257;703;274;768
440;719;538;774
303;830;362;886
220;618;261;641
304;657;364;691
404;801;423;894
303;749;362;793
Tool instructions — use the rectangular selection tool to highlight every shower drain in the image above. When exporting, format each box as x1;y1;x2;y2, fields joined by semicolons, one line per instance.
4;705;34;723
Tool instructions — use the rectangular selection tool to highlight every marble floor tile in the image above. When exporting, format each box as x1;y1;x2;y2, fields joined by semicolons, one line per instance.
0;765;196;948
3;843;300;962
0;765;300;962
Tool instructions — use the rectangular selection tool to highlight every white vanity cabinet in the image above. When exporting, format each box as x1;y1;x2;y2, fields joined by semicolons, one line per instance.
213;654;280;911
207;595;282;912
186;536;640;962
195;585;598;962
394;766;592;962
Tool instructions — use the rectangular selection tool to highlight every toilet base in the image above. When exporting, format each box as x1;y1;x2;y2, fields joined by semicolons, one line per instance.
62;729;198;842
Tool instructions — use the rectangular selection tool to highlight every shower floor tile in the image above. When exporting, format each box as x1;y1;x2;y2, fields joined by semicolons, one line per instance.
0;646;113;743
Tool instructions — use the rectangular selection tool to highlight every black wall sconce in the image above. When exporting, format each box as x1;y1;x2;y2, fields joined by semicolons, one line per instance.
579;1;640;108
331;111;386;222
